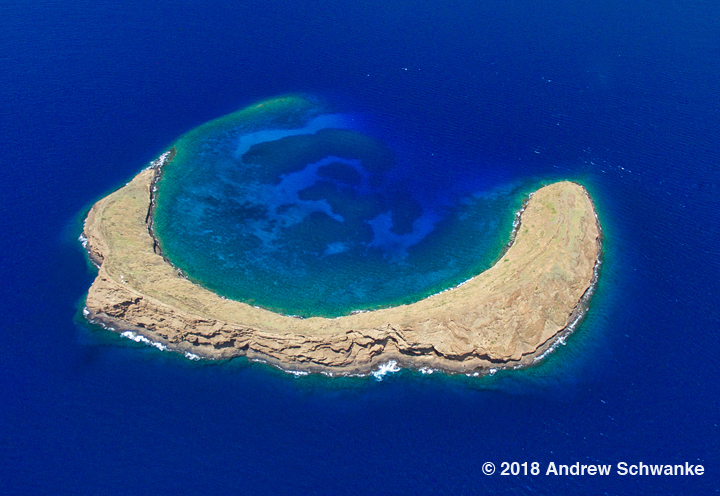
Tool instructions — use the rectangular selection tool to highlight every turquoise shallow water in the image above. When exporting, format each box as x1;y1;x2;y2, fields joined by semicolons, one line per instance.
153;95;530;317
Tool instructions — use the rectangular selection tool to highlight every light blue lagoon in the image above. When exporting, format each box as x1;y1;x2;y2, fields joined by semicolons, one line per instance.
153;95;526;317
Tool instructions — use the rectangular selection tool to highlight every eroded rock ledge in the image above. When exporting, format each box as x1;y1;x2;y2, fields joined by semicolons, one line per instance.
82;159;601;376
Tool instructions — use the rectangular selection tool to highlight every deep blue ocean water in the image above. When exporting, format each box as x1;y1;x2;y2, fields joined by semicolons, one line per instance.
1;0;719;494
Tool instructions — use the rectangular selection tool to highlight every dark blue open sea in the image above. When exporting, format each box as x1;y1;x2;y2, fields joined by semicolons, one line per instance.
1;0;719;494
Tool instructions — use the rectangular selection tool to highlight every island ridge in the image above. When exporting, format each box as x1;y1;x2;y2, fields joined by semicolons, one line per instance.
82;153;602;375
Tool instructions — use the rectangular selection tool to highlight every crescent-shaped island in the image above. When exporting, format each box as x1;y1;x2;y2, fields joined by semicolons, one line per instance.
82;167;601;376
81;96;602;376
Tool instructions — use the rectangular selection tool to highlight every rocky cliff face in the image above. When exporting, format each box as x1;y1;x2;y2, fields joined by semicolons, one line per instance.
83;165;601;376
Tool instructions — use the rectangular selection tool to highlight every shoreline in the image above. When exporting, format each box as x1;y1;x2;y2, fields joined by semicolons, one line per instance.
82;153;602;376
146;148;175;261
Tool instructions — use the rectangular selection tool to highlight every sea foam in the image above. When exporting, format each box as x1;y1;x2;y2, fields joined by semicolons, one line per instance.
120;330;168;351
372;360;401;380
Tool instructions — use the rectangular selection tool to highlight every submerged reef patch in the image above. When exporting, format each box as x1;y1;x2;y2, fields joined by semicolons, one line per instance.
151;95;525;317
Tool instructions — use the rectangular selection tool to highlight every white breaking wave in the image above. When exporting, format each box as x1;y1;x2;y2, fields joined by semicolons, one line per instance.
287;370;309;377
465;367;498;378
145;150;172;171
533;328;570;364
372;360;401;380
84;309;205;361
79;233;100;268
120;330;168;352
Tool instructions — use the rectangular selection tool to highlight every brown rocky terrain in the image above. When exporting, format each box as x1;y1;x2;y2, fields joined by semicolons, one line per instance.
82;159;601;375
